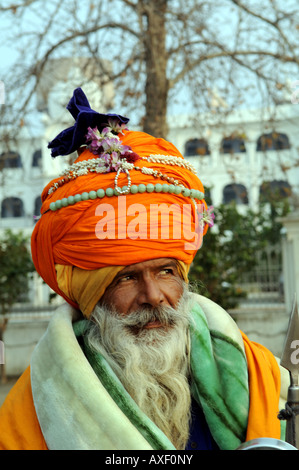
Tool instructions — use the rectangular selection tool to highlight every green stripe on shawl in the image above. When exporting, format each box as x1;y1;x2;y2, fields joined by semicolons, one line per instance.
189;301;249;450
74;299;249;450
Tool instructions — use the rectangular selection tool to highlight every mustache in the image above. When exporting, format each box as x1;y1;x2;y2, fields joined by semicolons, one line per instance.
117;304;188;330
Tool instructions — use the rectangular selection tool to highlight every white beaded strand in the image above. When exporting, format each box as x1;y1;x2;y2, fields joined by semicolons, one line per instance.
114;167;132;195
144;154;197;174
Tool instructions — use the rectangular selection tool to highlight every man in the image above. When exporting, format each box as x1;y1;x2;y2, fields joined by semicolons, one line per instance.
0;89;288;450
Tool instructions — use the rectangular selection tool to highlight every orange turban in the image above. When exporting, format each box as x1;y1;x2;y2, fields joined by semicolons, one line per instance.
31;89;212;316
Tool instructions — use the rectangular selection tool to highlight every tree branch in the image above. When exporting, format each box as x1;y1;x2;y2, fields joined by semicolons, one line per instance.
170;47;299;88
229;0;298;56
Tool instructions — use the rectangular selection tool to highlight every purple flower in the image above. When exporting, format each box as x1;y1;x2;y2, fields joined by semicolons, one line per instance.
107;117;129;134
110;152;122;171
204;206;215;227
198;205;215;228
101;137;123;153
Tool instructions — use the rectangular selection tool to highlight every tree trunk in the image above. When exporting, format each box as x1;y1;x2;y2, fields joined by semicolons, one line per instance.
141;0;169;139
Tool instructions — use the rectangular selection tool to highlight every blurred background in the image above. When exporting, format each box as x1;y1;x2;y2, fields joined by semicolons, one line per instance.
0;0;299;390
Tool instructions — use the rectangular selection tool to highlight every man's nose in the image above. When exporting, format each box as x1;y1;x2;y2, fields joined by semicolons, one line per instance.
136;278;165;308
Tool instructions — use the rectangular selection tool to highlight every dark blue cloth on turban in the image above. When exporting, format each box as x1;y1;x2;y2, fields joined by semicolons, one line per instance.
48;88;129;158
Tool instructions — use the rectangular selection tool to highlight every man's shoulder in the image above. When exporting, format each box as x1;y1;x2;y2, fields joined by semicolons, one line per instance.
190;293;245;352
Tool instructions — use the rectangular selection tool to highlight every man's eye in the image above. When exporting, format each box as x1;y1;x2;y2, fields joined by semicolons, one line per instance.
118;275;134;283
160;268;173;275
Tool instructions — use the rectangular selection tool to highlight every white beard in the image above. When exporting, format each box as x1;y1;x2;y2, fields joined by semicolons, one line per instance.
86;285;192;450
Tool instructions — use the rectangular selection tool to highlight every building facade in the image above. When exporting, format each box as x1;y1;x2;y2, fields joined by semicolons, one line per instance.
168;104;299;211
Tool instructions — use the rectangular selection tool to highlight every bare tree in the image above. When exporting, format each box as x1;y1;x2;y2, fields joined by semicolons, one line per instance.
0;0;299;139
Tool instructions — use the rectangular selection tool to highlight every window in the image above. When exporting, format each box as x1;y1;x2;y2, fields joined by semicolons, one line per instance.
185;139;210;156
34;196;42;218
259;180;292;203
256;132;290;151
1;197;24;217
32;149;42;167
223;184;248;205
0;151;22;169
220;134;246;154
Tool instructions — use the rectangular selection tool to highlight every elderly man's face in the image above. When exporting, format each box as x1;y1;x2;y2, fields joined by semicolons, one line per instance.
100;258;184;322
